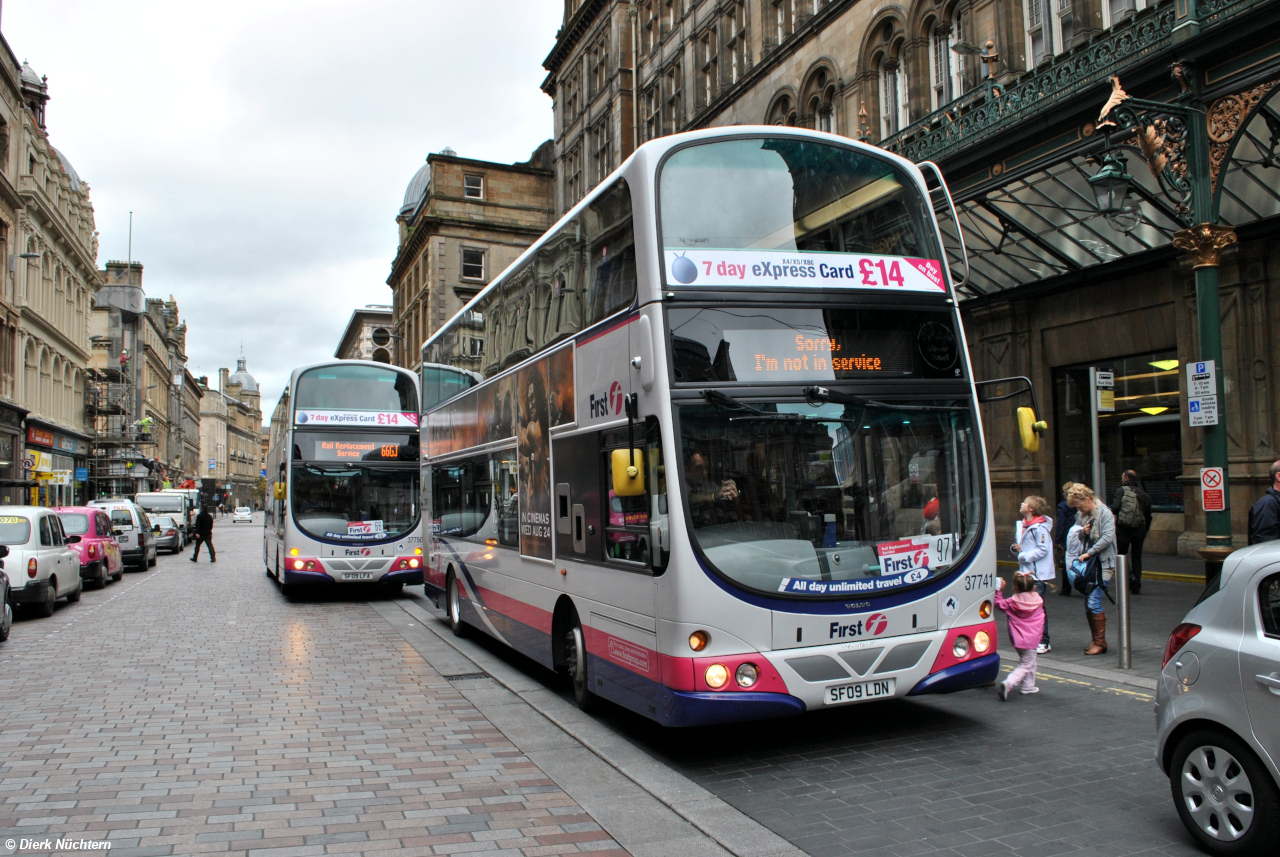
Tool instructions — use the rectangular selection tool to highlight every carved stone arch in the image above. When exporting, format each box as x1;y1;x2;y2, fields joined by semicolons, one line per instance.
800;59;840;131
764;86;800;126
22;337;37;408
857;8;910;78
38;344;51;415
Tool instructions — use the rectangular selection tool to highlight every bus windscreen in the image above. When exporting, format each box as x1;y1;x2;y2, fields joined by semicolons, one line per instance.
294;364;419;419
658;138;944;292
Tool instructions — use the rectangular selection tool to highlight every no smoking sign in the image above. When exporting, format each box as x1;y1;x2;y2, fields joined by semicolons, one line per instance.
1201;467;1225;512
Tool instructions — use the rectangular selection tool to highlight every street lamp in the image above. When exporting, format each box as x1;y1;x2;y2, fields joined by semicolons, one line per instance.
1087;152;1133;215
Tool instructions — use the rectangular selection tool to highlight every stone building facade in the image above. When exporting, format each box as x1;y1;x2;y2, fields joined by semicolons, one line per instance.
198;357;262;509
542;0;1280;558
334;304;394;362
388;146;555;370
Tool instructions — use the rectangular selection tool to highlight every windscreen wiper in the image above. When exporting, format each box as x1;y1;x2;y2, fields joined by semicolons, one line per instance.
803;386;968;412
701;389;816;422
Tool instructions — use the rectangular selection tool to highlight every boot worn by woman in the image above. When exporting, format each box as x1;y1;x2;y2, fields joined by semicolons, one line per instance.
1084;613;1107;655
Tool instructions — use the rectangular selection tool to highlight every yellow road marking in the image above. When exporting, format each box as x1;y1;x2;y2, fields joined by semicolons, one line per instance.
999;664;1153;700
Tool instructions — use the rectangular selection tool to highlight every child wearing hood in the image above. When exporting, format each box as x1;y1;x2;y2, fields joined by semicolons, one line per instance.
1011;495;1055;653
995;572;1047;699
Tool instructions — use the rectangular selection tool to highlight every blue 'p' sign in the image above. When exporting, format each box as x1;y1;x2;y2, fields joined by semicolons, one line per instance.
1195;362;1206;372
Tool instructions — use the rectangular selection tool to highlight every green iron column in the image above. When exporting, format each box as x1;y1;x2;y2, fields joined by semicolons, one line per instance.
1173;102;1236;559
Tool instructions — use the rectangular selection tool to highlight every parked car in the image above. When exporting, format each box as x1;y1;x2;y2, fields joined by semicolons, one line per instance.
0;507;83;617
88;499;157;571
232;506;253;524
53;506;124;588
1156;540;1280;857
150;515;183;553
1;546;11;643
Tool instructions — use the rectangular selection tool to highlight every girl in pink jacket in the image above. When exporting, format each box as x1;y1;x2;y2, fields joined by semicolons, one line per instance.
994;572;1046;699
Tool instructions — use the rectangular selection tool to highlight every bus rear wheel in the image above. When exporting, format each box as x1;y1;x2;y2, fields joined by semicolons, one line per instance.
564;620;595;712
446;572;467;638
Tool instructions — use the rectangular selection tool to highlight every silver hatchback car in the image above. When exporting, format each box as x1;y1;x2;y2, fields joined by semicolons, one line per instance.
1156;541;1280;856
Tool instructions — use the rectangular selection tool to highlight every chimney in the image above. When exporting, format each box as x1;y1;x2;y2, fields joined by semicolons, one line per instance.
219;368;230;392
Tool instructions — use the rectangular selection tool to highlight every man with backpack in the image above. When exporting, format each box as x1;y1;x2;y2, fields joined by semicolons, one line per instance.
1109;470;1151;594
1247;460;1280;544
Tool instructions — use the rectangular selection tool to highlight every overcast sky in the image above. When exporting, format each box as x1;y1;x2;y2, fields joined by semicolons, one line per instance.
5;0;562;422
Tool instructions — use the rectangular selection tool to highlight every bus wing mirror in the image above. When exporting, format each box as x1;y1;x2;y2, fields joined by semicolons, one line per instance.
1018;407;1049;452
611;449;645;497
273;483;286;501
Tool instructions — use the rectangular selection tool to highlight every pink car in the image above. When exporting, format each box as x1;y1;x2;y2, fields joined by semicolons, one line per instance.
53;506;124;589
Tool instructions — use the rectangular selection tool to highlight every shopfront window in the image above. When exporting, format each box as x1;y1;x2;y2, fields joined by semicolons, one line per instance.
1053;350;1183;511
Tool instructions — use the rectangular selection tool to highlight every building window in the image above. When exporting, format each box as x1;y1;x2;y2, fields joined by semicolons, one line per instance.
469;337;484;358
725;1;747;84
929;12;965;111
879;57;908;137
644;84;661;141
563;65;582;121
463;174;484;199
1026;0;1072;64
461;248;486;281
661;0;678;38
565;143;583;206
663;63;683;134
640;0;658;54
589;112;613;186
698;27;718;107
588;29;610;98
770;0;795;46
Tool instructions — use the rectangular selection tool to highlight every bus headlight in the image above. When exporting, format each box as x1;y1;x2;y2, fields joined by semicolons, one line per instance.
293;559;304;570
735;663;759;688
705;664;729;689
979;600;992;619
688;631;709;652
953;636;971;658
974;631;991;653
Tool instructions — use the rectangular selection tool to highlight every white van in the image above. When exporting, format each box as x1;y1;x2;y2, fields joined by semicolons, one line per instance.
0;507;83;617
135;492;190;542
89;499;157;570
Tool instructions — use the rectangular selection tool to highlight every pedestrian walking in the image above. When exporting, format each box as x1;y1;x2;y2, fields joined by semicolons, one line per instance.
994;572;1046;699
1068;483;1116;655
1011;495;1055;653
1109;469;1151;593
1054;482;1075;597
190;506;216;563
1247;460;1280;544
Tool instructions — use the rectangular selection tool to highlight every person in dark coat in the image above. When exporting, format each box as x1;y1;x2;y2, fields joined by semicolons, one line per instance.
1247;460;1280;545
1108;470;1152;594
1055;482;1075;596
190;507;216;563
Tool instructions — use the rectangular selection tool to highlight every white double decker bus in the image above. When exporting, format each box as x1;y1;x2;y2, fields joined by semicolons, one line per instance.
264;361;424;592
420;127;1044;726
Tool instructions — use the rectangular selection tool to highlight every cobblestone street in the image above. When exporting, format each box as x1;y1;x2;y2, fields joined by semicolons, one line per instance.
0;518;626;857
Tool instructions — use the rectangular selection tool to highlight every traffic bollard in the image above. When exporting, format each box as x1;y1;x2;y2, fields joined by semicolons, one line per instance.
1115;554;1131;670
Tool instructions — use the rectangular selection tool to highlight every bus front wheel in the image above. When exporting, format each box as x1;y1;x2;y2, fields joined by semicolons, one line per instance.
446;572;467;638
564;620;595;712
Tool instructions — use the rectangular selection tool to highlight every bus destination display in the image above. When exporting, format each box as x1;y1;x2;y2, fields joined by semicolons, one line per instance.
723;328;913;380
295;432;417;463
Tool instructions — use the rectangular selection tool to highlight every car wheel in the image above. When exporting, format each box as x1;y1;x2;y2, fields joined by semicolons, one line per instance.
1;592;12;641
446;572;467;638
65;579;81;603
1171;728;1280;857
563;616;596;712
34;579;56;618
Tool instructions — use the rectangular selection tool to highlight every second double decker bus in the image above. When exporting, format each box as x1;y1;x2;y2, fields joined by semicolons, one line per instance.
264;360;423;592
420;127;1041;726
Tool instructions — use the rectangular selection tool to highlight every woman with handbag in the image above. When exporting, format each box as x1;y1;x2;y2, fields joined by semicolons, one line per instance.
1066;483;1116;655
